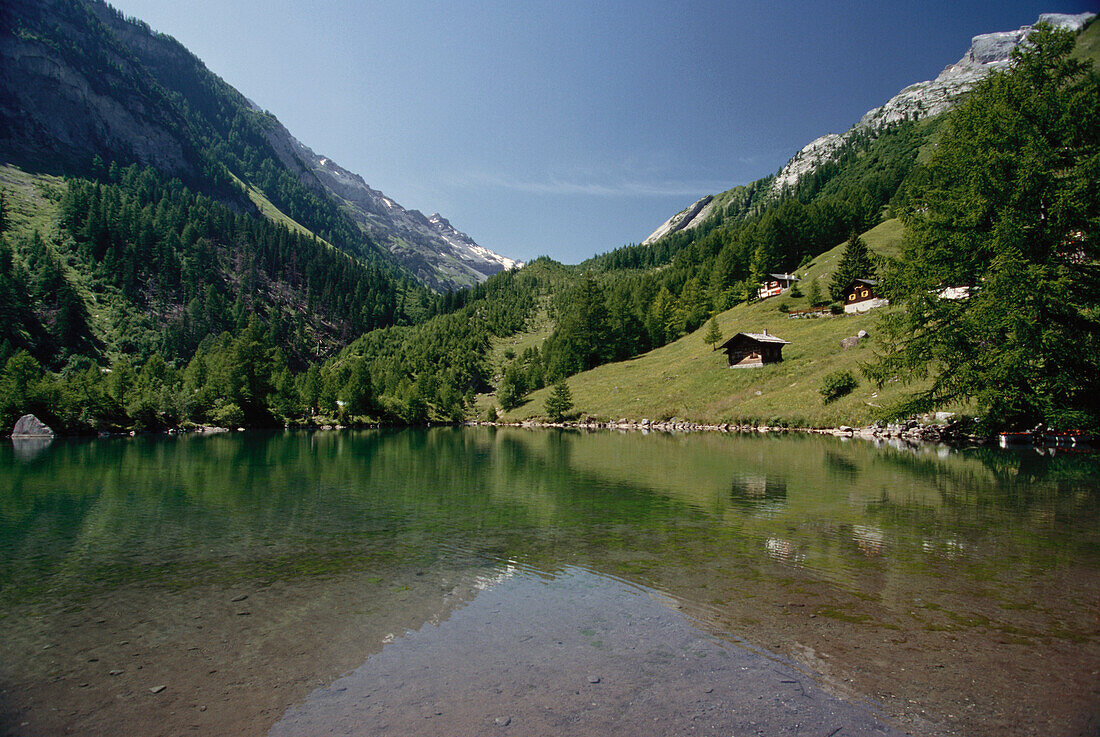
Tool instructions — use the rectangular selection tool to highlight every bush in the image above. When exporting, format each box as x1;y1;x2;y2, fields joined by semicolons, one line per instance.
820;370;857;403
210;400;244;428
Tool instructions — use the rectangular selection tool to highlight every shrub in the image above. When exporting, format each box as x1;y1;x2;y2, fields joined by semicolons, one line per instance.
210;400;244;428
820;370;857;403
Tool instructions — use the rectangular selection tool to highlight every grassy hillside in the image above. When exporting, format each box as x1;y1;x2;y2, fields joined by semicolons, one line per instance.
1071;15;1099;67
497;220;962;427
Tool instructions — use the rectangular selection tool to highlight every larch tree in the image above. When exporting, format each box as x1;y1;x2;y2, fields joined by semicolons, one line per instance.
868;24;1100;430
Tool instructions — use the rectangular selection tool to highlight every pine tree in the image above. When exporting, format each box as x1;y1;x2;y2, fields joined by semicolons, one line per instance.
703;316;722;349
544;379;573;422
829;230;875;301
807;277;823;307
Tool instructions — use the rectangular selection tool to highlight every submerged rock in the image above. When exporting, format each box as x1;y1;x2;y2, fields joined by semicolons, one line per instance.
11;414;54;438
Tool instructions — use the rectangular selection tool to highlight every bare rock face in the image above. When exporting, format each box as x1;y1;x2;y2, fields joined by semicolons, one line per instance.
254;114;522;291
641;195;714;246
0;0;195;176
11;414;55;438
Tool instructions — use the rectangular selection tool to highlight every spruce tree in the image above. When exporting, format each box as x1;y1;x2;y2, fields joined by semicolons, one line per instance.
829;230;875;301
544;379;573;422
704;316;722;349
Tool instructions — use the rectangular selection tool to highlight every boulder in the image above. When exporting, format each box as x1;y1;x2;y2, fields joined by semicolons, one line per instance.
11;414;54;438
840;336;860;350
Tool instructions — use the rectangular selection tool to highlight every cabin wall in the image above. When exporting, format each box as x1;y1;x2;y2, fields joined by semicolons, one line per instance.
726;344;782;368
844;296;888;313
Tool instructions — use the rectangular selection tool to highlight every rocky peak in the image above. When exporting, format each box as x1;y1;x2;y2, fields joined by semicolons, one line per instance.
253;120;521;290
774;12;1094;192
641;195;715;246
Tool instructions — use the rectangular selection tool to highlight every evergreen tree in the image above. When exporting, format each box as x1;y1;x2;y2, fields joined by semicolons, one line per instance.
647;286;677;345
497;362;526;410
829;230;875;301
870;24;1100;430
674;276;709;334
807;277;824;307
704;316;722;349
544;379;573;422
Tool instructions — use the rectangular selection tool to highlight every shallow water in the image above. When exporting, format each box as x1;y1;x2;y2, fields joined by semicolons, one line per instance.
1;428;1097;736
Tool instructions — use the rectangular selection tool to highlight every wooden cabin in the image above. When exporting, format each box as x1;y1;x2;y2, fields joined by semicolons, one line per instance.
757;273;800;300
843;278;888;313
717;329;790;368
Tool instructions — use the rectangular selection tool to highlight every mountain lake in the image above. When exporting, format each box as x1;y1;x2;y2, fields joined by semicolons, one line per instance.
0;428;1097;737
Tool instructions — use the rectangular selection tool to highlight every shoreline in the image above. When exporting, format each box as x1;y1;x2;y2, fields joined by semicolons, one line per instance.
477;417;988;446
8;417;1093;454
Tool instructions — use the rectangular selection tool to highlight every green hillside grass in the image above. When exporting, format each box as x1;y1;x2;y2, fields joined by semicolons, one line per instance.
231;172;334;249
1071;15;1099;67
0;166;134;357
498;219;963;427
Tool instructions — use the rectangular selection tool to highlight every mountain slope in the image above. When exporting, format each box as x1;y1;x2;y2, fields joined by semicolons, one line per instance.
639;12;1095;247
500;221;932;427
0;0;517;291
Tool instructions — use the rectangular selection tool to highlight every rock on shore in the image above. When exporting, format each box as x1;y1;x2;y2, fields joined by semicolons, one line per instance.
11;414;55;438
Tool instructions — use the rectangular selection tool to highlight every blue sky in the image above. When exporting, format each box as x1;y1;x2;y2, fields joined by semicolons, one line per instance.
107;1;1096;264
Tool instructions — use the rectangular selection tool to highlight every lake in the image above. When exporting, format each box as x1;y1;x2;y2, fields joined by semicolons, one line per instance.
1;428;1097;736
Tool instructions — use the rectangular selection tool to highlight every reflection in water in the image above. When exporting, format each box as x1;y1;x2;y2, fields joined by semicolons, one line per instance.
765;536;804;565
852;524;885;557
9;436;52;462
0;429;1097;737
729;473;787;518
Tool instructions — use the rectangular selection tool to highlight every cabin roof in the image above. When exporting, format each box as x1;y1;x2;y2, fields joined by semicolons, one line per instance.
846;278;878;288
718;331;790;350
767;273;800;282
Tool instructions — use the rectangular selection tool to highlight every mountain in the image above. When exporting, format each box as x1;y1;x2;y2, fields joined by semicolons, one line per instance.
0;0;517;291
772;11;1094;193
641;11;1095;245
292;150;521;291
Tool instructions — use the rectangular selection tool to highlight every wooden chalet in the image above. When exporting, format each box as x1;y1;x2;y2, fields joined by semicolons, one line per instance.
717;329;790;368
843;278;888;313
757;273;800;300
